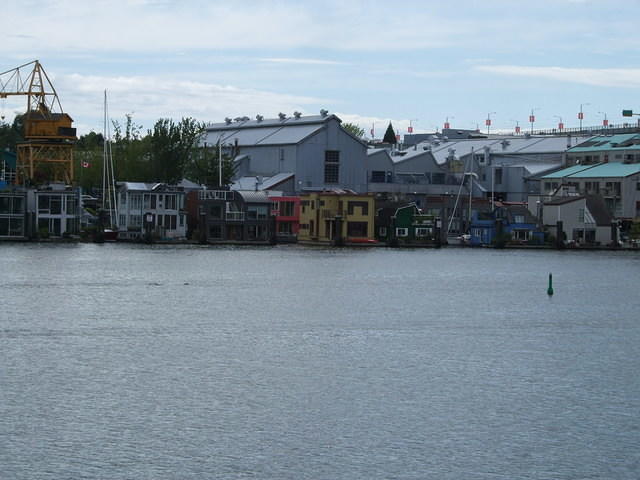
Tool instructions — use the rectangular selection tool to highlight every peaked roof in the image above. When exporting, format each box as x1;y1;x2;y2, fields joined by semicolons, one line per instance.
205;113;342;147
569;134;640;152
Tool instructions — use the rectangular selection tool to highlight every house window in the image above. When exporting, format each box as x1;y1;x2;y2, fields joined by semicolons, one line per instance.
210;205;223;219
278;222;292;234
578;208;585;222
280;201;294;217
415;227;432;237
324;150;340;184
247;205;268;220
347;221;368;237
494;168;503;185
209;224;223;239
165;195;177;210
370;171;386;183
119;214;127;227
396;227;408;237
636;181;640;191
431;173;445;184
512;230;530;241
130;194;142;210
514;215;525;223
347;201;369;216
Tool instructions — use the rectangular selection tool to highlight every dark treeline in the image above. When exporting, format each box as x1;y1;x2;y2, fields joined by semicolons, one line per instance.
1;115;235;191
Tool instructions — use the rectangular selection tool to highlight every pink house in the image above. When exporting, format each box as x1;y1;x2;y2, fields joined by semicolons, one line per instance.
270;195;300;242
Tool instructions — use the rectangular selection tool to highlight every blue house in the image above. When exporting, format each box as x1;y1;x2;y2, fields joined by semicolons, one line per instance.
471;204;543;246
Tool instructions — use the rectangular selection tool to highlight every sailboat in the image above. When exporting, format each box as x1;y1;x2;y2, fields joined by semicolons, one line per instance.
100;90;119;241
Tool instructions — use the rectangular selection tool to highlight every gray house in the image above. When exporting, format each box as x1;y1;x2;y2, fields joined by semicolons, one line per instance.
203;111;368;192
198;189;273;243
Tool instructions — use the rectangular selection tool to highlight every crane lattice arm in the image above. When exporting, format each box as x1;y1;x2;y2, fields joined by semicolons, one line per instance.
0;60;64;119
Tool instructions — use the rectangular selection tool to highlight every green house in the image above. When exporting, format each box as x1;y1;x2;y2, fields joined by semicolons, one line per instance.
375;202;438;245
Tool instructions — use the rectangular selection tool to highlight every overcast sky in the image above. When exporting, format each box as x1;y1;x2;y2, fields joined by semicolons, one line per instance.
2;0;639;137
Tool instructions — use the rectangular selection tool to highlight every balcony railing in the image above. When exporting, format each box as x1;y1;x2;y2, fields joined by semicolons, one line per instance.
199;190;234;201
226;211;244;221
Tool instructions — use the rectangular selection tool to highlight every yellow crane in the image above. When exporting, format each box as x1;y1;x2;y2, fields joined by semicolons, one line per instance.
0;60;76;185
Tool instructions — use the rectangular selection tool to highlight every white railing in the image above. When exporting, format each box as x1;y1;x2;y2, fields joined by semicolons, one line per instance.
226;211;244;221
198;190;234;201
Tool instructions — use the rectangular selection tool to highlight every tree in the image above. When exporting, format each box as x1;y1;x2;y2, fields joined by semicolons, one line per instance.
185;143;236;187
149;117;204;184
0;115;24;152
383;122;397;144
342;122;365;139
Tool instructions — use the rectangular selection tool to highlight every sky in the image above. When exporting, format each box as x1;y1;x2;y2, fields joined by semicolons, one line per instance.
2;0;640;138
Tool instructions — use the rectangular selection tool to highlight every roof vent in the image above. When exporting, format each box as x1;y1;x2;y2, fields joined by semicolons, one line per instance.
320;109;328;117
234;117;244;122
422;145;431;151
293;111;302;119
442;136;448;142
256;115;263;122
501;140;510;149
242;116;250;121
278;112;286;121
224;117;232;125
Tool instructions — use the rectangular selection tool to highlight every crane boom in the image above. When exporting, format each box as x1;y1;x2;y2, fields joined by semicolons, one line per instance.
0;60;76;185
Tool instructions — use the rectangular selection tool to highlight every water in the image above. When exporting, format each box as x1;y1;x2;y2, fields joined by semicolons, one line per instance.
1;243;640;479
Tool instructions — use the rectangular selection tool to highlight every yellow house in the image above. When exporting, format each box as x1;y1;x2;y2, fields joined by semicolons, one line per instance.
298;191;376;244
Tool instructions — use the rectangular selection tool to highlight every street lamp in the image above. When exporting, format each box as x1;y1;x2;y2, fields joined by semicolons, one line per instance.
529;108;539;134
554;115;564;132
510;119;521;135
486;112;496;135
579;103;590;131
598;111;609;128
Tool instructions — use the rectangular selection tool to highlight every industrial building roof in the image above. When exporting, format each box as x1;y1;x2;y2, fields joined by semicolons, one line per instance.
231;172;294;191
205;113;344;147
540;164;601;179
569;134;640;153
564;163;640;178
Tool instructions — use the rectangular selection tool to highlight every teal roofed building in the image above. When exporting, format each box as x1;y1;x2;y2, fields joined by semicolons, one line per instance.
540;163;640;219
1;150;17;188
567;134;640;166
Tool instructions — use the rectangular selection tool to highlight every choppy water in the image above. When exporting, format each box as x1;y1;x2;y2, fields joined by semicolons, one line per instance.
1;243;640;479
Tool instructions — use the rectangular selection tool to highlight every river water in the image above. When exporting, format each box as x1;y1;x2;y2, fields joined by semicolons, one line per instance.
1;243;639;479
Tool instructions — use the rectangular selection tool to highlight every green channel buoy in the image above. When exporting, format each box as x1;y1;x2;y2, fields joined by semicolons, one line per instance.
547;273;554;296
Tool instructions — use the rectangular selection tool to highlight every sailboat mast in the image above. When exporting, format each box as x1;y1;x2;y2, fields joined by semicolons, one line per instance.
102;90;118;228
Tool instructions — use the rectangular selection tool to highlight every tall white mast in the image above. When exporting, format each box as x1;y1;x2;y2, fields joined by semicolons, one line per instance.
102;90;118;227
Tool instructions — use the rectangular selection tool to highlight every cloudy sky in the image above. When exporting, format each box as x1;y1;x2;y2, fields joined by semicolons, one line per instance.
2;0;639;137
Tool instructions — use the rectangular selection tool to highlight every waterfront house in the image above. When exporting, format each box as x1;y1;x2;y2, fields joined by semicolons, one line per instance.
269;194;300;242
33;184;81;238
470;204;543;246
198;189;273;243
0;188;26;239
298;191;375;244
542;195;614;246
375;202;439;245
117;182;187;241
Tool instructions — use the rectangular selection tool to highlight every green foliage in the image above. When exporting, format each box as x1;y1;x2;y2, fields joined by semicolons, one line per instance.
149;117;204;184
0;115;24;152
342;122;365;138
184;143;235;187
383;122;397;144
73;114;237;187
